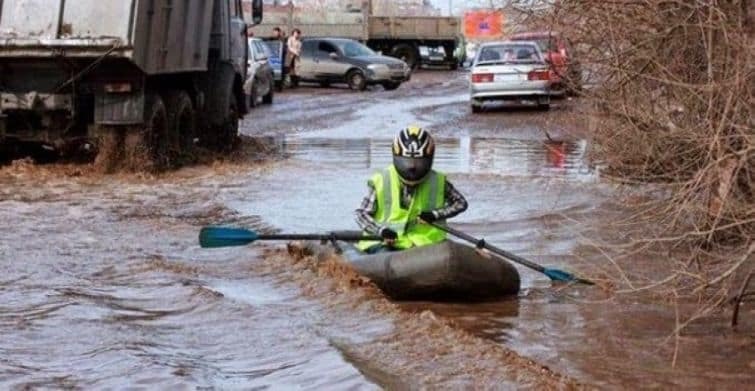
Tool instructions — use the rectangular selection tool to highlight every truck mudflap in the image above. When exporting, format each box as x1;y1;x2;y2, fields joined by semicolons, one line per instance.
95;89;145;126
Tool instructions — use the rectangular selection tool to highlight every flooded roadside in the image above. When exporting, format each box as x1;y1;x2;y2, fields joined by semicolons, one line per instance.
1;70;752;389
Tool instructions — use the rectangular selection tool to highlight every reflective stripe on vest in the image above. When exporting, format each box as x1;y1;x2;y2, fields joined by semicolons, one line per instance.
357;165;446;250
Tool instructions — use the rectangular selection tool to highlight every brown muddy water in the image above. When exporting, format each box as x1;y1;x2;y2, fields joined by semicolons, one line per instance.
1;71;752;389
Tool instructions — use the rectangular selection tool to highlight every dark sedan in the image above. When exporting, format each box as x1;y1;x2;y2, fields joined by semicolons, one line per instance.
298;38;411;91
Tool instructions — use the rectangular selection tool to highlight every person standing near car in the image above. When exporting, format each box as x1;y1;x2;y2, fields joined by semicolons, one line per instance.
286;29;302;87
271;27;288;90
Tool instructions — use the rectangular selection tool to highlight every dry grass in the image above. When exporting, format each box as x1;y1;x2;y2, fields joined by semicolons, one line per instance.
518;1;754;311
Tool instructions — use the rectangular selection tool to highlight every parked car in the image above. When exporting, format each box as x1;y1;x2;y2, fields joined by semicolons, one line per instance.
420;46;447;67
246;37;274;108
510;31;582;95
298;38;411;91
419;44;462;69
263;39;284;91
469;41;552;113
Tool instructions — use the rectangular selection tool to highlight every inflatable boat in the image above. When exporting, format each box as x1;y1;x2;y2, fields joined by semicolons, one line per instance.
336;240;521;300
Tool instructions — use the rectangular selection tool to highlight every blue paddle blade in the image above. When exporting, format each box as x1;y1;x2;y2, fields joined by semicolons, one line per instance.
199;227;259;248
544;268;578;282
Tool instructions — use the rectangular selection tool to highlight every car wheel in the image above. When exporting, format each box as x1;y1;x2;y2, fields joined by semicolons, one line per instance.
262;83;274;104
471;99;483;113
382;82;401;91
347;70;367;91
249;81;259;108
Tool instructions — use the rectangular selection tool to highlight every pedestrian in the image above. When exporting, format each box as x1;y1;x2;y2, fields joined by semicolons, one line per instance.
355;126;468;253
285;28;302;87
272;27;288;91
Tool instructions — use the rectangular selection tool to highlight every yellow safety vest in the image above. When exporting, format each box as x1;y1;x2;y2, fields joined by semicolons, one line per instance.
357;165;446;250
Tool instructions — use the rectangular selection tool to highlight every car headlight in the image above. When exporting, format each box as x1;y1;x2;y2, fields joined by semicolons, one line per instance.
367;64;388;71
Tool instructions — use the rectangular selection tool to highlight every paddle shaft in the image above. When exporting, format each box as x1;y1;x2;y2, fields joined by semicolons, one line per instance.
430;222;546;273
258;234;380;242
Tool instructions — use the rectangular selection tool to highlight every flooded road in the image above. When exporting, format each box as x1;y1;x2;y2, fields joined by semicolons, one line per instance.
1;71;752;389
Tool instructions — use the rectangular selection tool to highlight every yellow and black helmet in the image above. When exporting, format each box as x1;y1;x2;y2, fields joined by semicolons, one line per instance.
392;126;435;185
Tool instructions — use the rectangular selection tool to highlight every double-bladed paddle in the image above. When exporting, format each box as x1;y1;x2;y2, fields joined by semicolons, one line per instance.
427;221;594;285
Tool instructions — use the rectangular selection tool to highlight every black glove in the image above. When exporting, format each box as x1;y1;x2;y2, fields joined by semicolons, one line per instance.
379;227;398;240
418;211;437;223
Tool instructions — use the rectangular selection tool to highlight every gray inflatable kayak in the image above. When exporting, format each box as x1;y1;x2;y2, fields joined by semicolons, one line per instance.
338;240;521;300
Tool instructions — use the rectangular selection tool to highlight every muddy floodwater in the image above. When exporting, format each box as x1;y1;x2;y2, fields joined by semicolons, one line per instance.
1;72;752;389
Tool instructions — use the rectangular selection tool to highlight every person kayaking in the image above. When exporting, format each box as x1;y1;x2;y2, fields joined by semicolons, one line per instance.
355;126;468;253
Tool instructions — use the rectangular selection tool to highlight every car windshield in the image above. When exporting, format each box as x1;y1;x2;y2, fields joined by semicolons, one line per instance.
476;44;543;65
336;41;375;57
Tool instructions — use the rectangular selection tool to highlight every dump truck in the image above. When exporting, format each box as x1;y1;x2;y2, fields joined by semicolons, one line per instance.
250;0;461;69
0;0;263;169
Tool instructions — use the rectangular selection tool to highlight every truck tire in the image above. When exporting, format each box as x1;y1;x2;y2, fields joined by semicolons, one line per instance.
124;94;170;171
391;43;419;69
347;70;367;91
216;98;239;151
164;90;196;158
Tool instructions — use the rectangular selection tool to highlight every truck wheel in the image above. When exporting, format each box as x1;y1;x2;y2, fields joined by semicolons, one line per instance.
124;94;170;171
347;70;367;91
262;83;274;104
391;43;419;69
164;90;196;158
216;98;239;151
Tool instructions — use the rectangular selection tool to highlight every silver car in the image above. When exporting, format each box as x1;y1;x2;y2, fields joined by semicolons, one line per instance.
246;37;274;107
469;41;552;112
298;38;411;91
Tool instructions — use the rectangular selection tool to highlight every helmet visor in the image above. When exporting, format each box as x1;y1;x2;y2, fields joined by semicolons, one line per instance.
393;155;432;184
